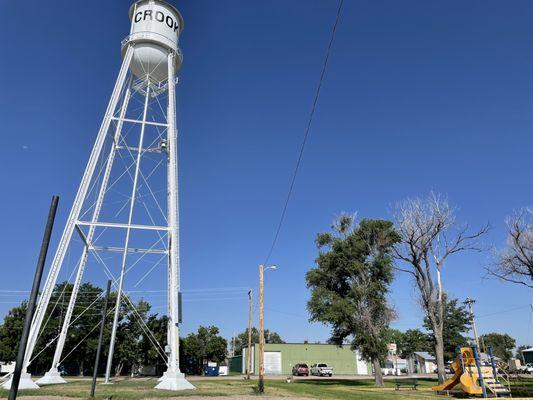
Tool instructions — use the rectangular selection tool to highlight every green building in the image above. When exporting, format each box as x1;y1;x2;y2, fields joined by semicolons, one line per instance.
230;343;371;375
522;348;533;364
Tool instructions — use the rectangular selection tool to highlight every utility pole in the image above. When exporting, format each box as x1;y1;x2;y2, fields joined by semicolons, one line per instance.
258;266;265;393
464;297;480;350
232;332;236;357
258;265;277;393
247;289;252;380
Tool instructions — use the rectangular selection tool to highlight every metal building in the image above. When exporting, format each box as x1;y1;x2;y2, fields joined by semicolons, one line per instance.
237;343;371;375
3;0;193;392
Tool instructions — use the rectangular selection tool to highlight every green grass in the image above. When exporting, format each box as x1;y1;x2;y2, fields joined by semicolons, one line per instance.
267;378;441;399
509;377;533;398
0;378;254;399
1;376;533;400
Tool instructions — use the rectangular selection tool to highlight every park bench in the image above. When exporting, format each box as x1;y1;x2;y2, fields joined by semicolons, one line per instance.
394;378;419;390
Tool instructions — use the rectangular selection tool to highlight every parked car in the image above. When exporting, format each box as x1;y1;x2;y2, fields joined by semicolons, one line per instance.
310;363;333;377
521;363;533;374
292;363;309;376
444;362;454;374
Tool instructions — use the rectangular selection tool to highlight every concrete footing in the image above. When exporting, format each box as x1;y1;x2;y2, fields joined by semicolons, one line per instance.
154;370;195;391
2;372;40;390
36;368;67;385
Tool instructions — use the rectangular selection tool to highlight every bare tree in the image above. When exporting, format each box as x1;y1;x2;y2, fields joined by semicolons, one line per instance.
393;193;489;384
488;208;533;288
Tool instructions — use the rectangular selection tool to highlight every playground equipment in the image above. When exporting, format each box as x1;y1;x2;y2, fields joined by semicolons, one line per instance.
432;346;511;397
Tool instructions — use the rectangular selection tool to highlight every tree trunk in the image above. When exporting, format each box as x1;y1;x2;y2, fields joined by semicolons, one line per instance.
372;358;384;387
79;359;84;376
434;329;446;384
115;361;123;377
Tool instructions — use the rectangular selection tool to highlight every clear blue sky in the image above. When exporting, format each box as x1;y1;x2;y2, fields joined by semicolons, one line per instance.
1;0;532;348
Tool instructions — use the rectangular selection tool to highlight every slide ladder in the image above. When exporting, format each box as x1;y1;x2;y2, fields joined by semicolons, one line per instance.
483;376;511;398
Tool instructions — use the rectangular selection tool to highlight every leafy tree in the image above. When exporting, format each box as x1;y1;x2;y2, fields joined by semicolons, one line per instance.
112;298;152;376
423;297;470;362
181;326;227;375
142;314;168;374
61;282;105;376
386;328;431;358
480;333;516;362
0;302;28;361
516;345;530;360
0;282;106;375
0;282;170;377
233;327;285;355
306;216;400;386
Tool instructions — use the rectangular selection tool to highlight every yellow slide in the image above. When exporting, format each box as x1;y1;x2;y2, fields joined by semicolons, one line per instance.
432;348;485;395
432;358;462;391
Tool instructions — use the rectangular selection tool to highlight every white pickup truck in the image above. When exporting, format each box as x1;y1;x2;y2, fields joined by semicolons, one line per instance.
310;363;333;377
521;363;533;374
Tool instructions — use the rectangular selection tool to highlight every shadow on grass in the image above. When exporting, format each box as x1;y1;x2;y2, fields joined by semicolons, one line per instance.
289;378;437;388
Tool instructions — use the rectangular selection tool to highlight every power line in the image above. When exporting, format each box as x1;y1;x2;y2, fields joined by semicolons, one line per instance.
476;304;530;319
264;0;344;264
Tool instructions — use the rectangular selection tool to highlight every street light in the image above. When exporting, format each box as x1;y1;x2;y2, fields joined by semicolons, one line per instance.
258;264;277;393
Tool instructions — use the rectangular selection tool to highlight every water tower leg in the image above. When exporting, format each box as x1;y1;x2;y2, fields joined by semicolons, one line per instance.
6;45;136;390
37;75;133;388
154;51;194;392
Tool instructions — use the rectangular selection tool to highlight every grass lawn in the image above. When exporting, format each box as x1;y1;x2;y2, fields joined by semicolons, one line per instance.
0;377;439;400
1;376;532;399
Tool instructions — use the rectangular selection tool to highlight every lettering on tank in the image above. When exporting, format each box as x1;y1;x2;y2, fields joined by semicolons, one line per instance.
134;9;180;32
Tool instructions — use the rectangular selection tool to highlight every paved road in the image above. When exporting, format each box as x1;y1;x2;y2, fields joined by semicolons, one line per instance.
188;373;438;381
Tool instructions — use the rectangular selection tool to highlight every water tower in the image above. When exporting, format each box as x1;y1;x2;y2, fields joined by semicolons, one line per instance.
3;0;194;391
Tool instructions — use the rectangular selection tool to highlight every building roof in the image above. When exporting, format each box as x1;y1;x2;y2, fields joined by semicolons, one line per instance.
413;351;436;361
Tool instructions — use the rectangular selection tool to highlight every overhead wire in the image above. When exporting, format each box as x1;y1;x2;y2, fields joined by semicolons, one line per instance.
263;0;345;265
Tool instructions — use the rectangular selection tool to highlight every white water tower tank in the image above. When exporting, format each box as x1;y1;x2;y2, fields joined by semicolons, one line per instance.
122;0;184;82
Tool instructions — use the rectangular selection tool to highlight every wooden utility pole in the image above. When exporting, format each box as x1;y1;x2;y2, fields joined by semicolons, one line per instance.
258;265;265;393
464;297;480;350
247;289;252;379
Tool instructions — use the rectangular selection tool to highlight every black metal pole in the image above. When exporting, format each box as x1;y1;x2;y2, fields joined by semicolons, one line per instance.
90;279;112;398
9;196;59;400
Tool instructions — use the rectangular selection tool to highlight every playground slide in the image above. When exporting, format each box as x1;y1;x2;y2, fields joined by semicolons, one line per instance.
459;370;482;395
432;360;462;391
431;348;484;395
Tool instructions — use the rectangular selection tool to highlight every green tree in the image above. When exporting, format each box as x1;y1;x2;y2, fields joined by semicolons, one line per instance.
181;326;227;375
142;314;168;374
306;216;400;386
480;333;516;362
61;282;105;376
386;328;431;358
0;282;170;377
423;297;470;362
0;282;106;375
233;327;285;355
516;345;530;360
112;298;152;376
0;302;27;361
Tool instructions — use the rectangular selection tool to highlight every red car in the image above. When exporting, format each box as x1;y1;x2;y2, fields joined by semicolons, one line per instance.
292;363;309;376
